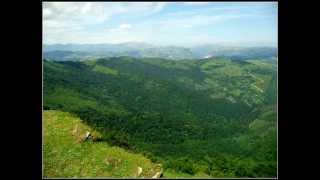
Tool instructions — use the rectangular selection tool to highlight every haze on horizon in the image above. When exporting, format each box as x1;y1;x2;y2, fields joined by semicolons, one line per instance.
43;2;278;47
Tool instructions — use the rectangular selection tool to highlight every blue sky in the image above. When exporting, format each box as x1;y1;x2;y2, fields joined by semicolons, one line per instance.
43;2;278;47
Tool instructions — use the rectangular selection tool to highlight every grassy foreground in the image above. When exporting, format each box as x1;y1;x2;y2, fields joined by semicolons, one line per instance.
43;110;163;178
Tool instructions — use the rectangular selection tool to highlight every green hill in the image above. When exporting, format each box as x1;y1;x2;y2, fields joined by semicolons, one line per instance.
44;110;164;178
43;56;277;178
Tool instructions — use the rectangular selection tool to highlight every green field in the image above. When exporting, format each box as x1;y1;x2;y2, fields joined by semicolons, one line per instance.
44;110;165;178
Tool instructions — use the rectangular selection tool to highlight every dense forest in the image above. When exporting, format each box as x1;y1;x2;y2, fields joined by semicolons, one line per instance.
43;56;277;178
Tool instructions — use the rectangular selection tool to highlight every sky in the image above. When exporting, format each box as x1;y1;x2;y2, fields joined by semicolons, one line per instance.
43;2;278;47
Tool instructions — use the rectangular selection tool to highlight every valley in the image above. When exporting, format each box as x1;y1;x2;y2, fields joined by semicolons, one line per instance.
43;56;277;178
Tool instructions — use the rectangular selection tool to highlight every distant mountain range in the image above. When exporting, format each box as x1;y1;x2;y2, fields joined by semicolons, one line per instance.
43;42;277;61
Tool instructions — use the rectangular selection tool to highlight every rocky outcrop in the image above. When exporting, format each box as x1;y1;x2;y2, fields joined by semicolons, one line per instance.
137;166;143;177
151;164;163;178
151;170;163;178
76;131;92;143
85;131;91;140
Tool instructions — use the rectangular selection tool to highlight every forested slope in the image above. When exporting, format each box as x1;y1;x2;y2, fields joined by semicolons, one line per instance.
43;56;277;177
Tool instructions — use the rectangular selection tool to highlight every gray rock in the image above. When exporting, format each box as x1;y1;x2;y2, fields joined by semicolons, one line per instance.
137;166;143;177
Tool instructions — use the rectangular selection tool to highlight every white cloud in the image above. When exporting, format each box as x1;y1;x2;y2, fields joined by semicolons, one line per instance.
183;2;211;5
140;14;242;30
43;8;52;17
108;23;132;32
150;2;168;13
43;2;166;22
119;24;132;29
43;2;168;44
42;2;276;46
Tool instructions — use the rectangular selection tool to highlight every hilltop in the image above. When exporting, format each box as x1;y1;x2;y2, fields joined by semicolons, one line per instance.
44;110;163;178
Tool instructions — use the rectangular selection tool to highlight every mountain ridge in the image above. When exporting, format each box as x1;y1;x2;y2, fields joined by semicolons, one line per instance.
43;43;277;61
